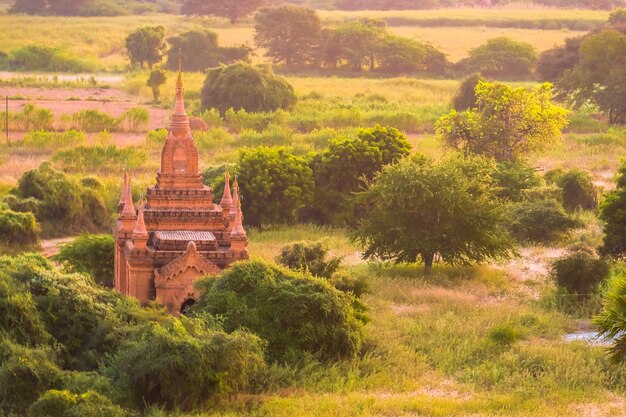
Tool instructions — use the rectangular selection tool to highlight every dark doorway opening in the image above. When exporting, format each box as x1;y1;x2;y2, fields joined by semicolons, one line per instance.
180;298;196;315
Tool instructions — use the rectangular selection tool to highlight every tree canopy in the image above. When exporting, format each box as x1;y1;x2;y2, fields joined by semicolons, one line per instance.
182;0;266;24
436;81;568;162
124;26;166;69
458;37;538;79
351;154;516;274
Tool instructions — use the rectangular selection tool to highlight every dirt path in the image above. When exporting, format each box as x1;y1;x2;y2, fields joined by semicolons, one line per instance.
40;236;77;258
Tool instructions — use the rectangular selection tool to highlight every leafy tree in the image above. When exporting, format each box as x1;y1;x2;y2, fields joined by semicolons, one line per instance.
537;36;584;83
276;240;342;278
458;37;538;79
351;154;515;275
125;26;166;69
491;160;543;202
254;5;322;67
609;8;626;31
235;146;314;226
600;162;626;257
376;35;446;75
182;0;266;24
194;259;365;361
558;30;626;124
146;68;166;102
165;30;251;72
436;81;568;162
546;168;597;210
307;125;411;225
451;73;483;111
54;234;115;287
323;18;387;71
200;62;297;114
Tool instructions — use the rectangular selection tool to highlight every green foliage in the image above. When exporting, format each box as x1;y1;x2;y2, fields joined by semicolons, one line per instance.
125;26;166;69
53;145;147;173
436;81;568;162
12;162;109;235
452;73;482;111
69;109;118;132
546;168;598;210
54;234;115;287
236;146;314;226
276;240;342;278
28;390;127;417
106;320;266;410
0;341;63;415
488;322;526;346
352;154;515;274
600;162;626;257
492;160;543;202
195;259;365;362
182;0;265;24
457;37;538;80
0;45;95;72
146;68;166;102
507;199;581;242
166;30;251;72
254;5;322;67
307;125;411;225
19;130;86;150
12;103;53;130
201;63;297;114
595;270;626;361
559;30;626;124
537;36;584;83
551;250;610;299
117;107;149;132
376;35;446;75
0;208;40;245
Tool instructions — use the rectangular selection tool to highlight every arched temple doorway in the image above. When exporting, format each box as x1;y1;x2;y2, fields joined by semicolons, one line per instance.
180;298;196;315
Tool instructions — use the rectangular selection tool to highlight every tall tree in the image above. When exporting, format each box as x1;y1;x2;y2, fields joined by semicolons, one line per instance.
599;162;626;258
254;5;322;67
351;154;515;275
558;30;626;124
125;26;166;69
324;18;387;71
458;37;538;80
537;36;584;83
436;81;568;162
182;0;266;24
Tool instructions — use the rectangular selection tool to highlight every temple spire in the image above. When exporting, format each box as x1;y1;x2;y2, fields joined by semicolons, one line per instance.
118;171;128;212
133;197;148;238
121;175;136;217
230;196;247;239
174;48;186;117
230;176;239;219
220;167;233;210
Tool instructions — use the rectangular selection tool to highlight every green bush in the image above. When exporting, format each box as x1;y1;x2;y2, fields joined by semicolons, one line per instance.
117;107;149;132
201;62;297;114
276;240;341;278
452;73;483;111
551;250;610;299
0;208;40;245
546;168;597;210
195;259;365;362
1;46;95;72
106;320;265;411
20;130;86;150
28;390;127;417
145;128;167;148
13;103;54;131
0;341;63;415
54;234;115;287
70;109;118;132
508;199;581;242
492;160;543;202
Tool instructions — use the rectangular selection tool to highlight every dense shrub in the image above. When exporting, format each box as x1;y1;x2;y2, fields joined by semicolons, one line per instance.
452;74;482;111
0;208;40;245
600;163;626;257
276;240;342;278
551;250;610;299
0;341;63;415
457;37;538;80
492;160;543;202
195;259;365;362
53;145;147;172
19;130;86;150
117;107;149;132
235;146;314;226
507;199;581;242
166;30;251;71
201;63;297;114
0;46;95;72
54;234;115;287
13;103;54;130
69;109;118;132
28;390;127;417
106;320;265;410
545;168;597;210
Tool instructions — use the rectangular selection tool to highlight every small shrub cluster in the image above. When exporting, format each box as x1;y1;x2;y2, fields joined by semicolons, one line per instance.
276;240;342;278
0;204;40;246
545;168;598;211
551;250;610;300
507;199;581;242
53;145;147;173
0;46;96;72
0;103;53;131
54;234;115;287
18;130;86;150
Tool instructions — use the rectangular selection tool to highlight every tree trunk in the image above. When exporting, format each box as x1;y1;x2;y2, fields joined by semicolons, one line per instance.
423;253;434;276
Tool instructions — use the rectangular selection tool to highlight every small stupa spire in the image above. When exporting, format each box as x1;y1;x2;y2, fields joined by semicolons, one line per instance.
230;176;239;219
121;174;136;217
118;171;129;212
220;167;233;209
132;197;148;238
230;195;247;239
174;48;186;117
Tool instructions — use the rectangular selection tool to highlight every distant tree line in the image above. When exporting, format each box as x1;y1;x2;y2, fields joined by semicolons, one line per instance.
10;0;180;15
335;0;623;10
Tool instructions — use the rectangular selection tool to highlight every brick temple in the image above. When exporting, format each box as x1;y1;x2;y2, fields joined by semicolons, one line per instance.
113;70;248;314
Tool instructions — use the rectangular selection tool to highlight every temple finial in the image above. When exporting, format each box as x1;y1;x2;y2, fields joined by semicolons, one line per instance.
220;167;233;210
230;192;247;239
121;174;136;217
173;49;186;117
118;171;129;212
176;48;183;90
133;196;148;238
